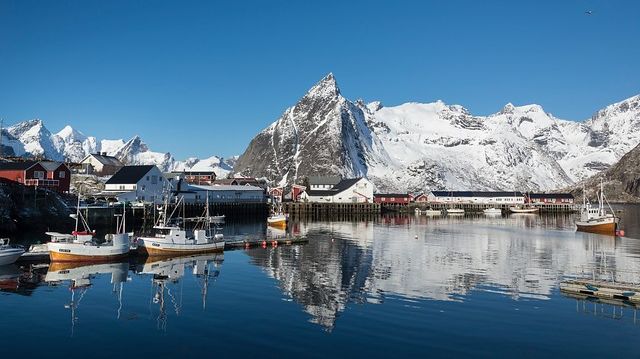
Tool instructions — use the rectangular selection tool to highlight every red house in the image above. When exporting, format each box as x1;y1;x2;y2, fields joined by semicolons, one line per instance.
374;193;412;205
0;161;70;192
269;187;284;203
414;193;429;203
528;193;575;204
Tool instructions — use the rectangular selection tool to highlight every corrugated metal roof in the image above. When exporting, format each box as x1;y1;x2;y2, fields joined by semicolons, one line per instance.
0;161;38;170
191;184;264;191
431;191;525;197
529;193;574;199
308;176;342;186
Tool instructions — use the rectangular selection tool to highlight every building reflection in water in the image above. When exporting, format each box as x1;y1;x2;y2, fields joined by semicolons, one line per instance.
247;215;640;330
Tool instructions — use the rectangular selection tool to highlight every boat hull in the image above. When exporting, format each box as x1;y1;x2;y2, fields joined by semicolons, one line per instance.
136;239;225;256
0;250;25;266
576;218;618;235
48;240;130;263
509;207;539;214
49;250;129;263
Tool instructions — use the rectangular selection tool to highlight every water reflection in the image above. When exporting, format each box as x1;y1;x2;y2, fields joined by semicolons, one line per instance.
44;261;129;336
247;214;640;330
134;254;223;331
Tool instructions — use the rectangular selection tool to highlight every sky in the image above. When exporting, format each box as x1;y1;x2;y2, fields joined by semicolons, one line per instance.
1;0;639;159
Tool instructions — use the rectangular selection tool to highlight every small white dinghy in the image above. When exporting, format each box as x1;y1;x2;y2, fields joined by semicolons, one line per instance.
0;238;25;266
483;208;502;215
446;208;465;215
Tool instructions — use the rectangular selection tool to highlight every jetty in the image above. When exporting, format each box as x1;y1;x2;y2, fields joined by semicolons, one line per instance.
560;279;640;304
224;236;308;249
409;202;578;213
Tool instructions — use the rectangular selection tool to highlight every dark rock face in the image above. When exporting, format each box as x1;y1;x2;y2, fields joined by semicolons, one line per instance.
234;73;371;185
573;143;640;202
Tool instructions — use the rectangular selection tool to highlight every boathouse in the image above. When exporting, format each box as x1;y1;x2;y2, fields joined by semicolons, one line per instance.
181;184;266;204
0;160;70;192
299;177;374;203
529;193;574;204
308;176;342;190
171;170;216;185
427;191;525;204
374;193;412;205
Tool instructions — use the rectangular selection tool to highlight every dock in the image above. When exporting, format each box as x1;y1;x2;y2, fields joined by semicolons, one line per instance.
224;236;308;250
282;202;381;217
408;202;578;213
560;279;640;304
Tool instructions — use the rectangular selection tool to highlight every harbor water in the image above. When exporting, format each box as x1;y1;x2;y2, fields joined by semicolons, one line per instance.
1;206;640;358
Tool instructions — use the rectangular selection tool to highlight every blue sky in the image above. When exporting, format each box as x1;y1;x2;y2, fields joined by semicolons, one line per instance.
1;0;638;159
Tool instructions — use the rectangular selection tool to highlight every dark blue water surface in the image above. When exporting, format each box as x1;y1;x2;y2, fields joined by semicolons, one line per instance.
2;208;640;358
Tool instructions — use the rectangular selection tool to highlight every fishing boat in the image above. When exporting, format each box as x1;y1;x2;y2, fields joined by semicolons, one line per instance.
576;181;619;235
0;239;25;266
267;213;288;228
483;208;502;215
424;208;442;216
508;205;539;214
136;195;224;256
446;208;465;215
46;201;130;262
210;214;225;224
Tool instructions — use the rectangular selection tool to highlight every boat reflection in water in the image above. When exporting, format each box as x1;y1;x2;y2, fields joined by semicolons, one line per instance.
44;261;129;336
135;254;223;330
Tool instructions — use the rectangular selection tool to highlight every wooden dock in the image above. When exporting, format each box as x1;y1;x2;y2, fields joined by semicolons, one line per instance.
282;202;381;217
224;236;309;250
560;279;640;304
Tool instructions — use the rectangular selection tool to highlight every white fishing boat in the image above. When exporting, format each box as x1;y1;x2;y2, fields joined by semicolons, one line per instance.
508;205;539;214
46;201;130;262
483;208;502;215
576;181;619;235
136;195;224;256
19;243;49;261
0;239;25;266
424;209;442;216
267;212;288;228
446;208;465;215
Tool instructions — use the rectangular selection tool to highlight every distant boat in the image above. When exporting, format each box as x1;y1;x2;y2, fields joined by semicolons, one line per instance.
509;206;539;214
576;180;619;235
483;208;502;215
267;213;288;228
0;239;25;266
210;214;225;224
446;208;465;214
424;209;442;216
46;201;130;262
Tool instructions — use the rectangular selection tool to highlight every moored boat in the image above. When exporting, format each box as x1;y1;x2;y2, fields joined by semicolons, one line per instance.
47;202;130;262
424;209;442;216
0;239;25;266
508;206;539;214
576;181;619;235
483;208;502;215
136;195;224;256
267;213;288;228
446;208;465;215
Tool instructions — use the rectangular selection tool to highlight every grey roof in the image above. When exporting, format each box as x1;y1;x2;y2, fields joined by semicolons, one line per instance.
191;184;264;192
305;178;364;196
308;176;342;186
106;165;156;185
0;160;39;170
83;153;124;167
374;193;411;198
431;191;525;197
39;161;65;171
529;193;574;199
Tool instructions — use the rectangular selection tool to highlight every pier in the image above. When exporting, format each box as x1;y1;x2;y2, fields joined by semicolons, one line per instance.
560;279;640;304
282;202;381;218
406;202;578;213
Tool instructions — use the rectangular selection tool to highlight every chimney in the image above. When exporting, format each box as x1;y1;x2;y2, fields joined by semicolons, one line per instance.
101;152;107;156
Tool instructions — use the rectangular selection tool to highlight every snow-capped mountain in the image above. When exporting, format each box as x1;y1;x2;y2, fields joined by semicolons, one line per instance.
234;73;640;192
1;120;232;175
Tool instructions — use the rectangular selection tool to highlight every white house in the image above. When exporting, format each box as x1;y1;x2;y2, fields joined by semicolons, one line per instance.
80;153;124;176
300;177;373;203
427;191;525;204
104;165;167;203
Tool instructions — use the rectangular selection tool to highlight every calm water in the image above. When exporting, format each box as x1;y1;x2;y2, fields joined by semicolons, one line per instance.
2;207;640;358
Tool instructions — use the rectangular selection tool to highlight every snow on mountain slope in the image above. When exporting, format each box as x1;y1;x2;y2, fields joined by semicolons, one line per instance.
234;73;640;192
2;120;230;174
171;155;235;178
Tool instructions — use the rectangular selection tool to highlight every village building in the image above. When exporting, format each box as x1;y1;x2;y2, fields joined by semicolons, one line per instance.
79;153;124;176
414;193;429;203
308;176;342;191
171;170;216;185
427;191;525;204
374;193;412;205
179;184;266;204
104;165;167;203
300;178;373;203
0;160;70;192
528;193;575;204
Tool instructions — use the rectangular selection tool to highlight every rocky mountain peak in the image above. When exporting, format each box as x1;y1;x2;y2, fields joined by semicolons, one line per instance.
304;73;340;100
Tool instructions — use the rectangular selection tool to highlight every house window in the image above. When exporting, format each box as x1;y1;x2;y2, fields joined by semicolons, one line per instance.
34;171;44;179
59;171;66;178
152;175;158;184
119;185;125;190
146;176;150;181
